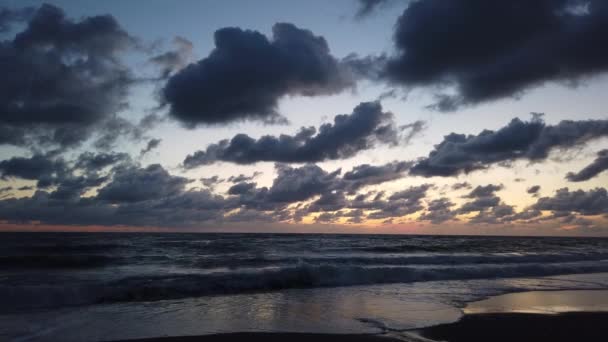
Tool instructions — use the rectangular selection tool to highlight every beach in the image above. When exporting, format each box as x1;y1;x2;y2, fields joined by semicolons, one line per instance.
114;290;608;342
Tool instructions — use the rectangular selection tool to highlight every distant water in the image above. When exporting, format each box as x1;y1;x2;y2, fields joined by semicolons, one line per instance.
2;233;608;341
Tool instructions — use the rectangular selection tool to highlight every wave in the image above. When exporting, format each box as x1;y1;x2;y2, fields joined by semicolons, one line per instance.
3;260;608;312
191;252;608;269
0;255;118;269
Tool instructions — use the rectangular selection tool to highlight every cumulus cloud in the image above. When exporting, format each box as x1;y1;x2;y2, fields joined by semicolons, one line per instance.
465;184;503;198
419;197;456;224
566;149;608;182
382;0;608;110
96;164;190;203
340;160;412;194
0;154;67;188
163;23;353;126
183;102;401;167
410;115;608;177
0;4;138;149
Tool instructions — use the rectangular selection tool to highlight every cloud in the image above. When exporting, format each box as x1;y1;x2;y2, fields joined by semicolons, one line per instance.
533;187;608;216
527;185;541;195
0;4;138;149
228;172;262;183
340;160;412;194
265;164;340;203
354;0;393;19
96;164;190;203
410;115;608;177
183;102;400;167
162;23;352;126
383;0;608;110
74;152;131;175
228;182;257;195
451;182;472;190
465;184;503;198
566;149;608;182
367;184;433;219
140;138;162;156
0;6;34;32
150;36;194;77
419;197;456;224
0;154;67;188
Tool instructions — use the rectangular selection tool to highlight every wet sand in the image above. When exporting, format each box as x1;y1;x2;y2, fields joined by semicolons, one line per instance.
115;290;608;342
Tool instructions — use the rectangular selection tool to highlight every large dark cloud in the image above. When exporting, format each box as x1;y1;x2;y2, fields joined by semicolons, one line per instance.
0;154;67;188
566;149;608;182
96;164;190;203
340;160;412;194
410;115;608;177
533;187;608;215
383;0;608;110
183;102;402;167
163;23;353;126
0;4;138;149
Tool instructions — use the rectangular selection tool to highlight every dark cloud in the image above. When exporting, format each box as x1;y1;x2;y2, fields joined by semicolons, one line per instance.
367;184;432;219
74;152;131;174
308;191;348;212
527;185;541;195
410;116;608;177
49;175;107;200
163;23;352;126
458;195;501;214
265;164;340;203
469;204;516;224
533;187;608;216
465;184;503;198
0;4;137;149
566;149;608;182
0;154;67;188
383;0;608;110
183;102;400;167
340;160;412;194
228;172;262;184
228;182;256;195
96;164;190;203
451;182;472;190
201;176;224;188
354;0;394;19
419;197;456;224
0;6;34;32
140;138;162;156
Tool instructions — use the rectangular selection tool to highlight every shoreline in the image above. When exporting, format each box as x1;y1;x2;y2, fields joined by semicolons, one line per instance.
113;289;608;342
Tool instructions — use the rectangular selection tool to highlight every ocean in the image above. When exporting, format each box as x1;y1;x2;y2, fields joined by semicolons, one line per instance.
2;233;608;341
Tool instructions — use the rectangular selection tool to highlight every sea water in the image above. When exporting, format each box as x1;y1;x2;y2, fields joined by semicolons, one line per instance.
2;233;608;341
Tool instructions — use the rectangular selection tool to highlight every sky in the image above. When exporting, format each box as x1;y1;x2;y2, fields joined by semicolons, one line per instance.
0;0;607;235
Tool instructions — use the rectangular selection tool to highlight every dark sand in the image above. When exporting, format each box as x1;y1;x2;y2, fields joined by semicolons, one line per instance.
418;311;608;342
114;312;608;341
113;333;401;342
